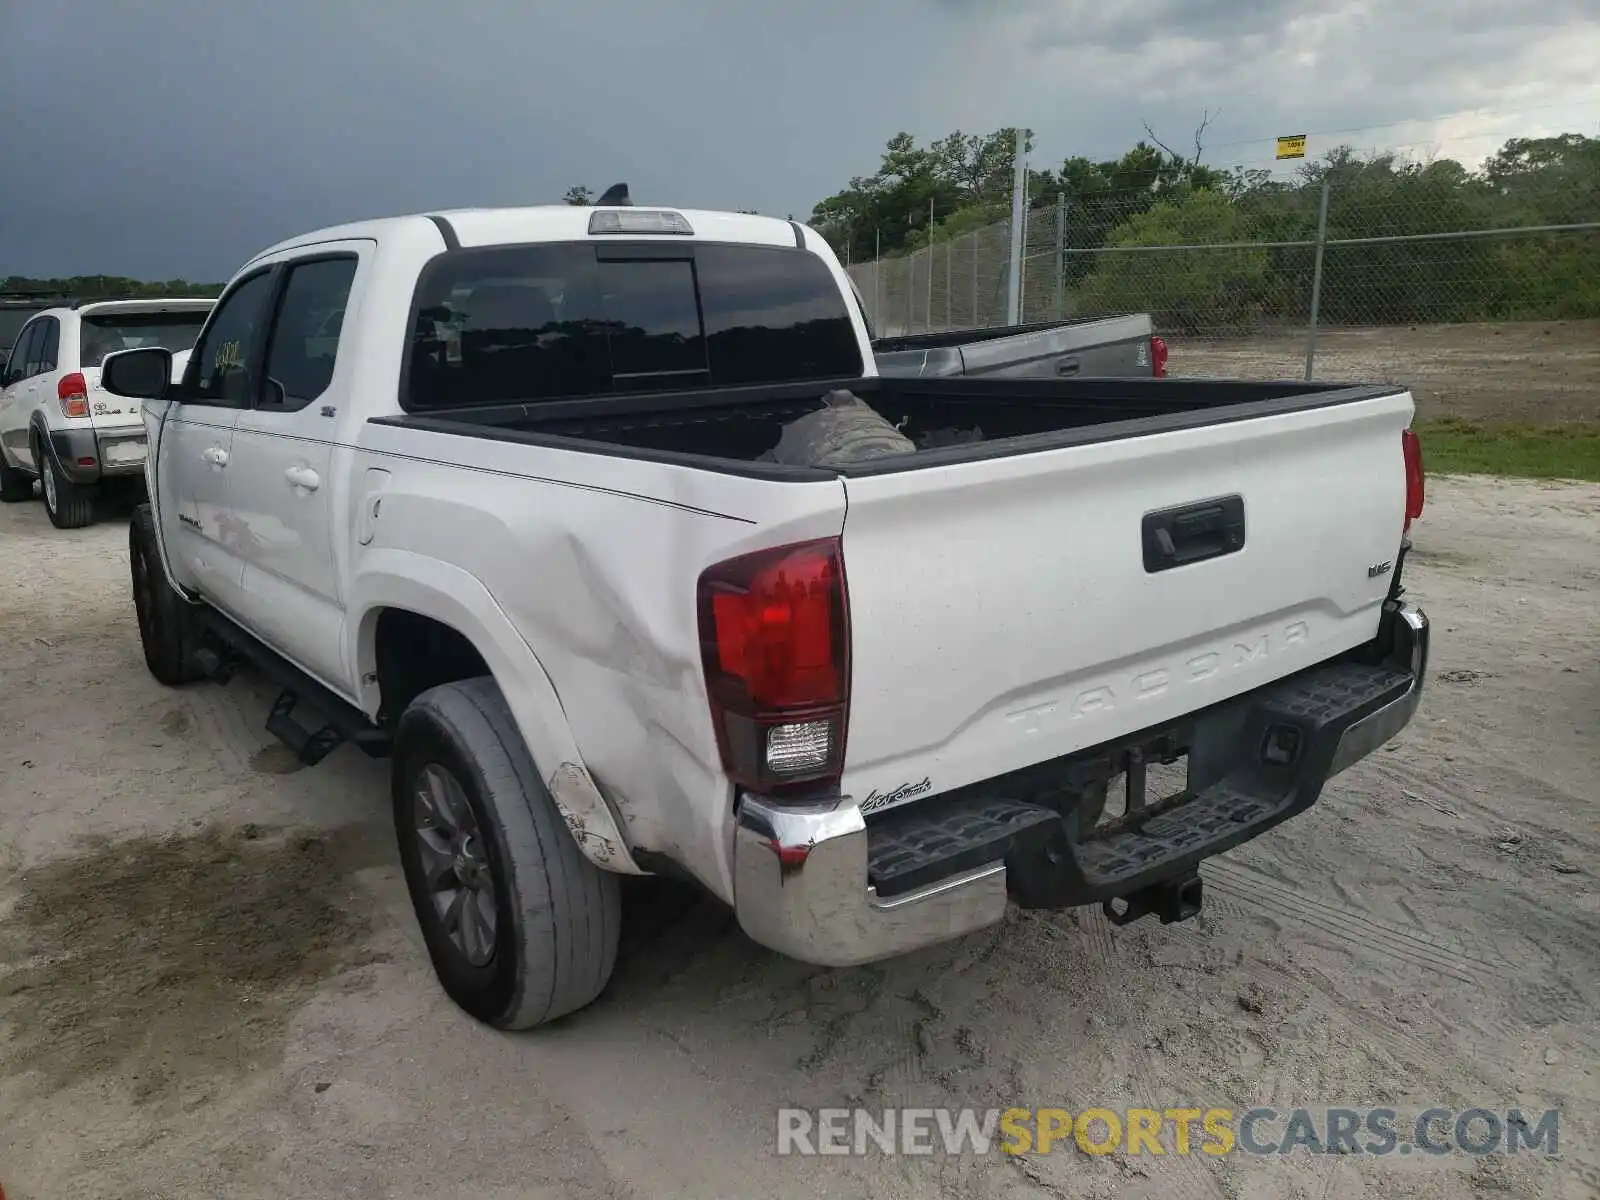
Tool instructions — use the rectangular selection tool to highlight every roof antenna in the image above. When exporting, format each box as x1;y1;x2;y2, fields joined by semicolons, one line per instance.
596;182;631;206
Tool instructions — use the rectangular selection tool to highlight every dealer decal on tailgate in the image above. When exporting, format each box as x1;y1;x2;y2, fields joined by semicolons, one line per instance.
860;776;933;815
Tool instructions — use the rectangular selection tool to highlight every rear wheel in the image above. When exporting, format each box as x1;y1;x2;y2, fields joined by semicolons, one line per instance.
39;440;96;529
129;504;205;685
0;452;32;503
393;677;621;1029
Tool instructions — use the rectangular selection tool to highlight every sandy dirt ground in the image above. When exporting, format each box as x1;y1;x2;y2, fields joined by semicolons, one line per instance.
1172;320;1600;425
0;475;1596;1200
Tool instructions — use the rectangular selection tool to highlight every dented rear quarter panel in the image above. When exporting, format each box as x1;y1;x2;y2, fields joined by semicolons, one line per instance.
351;418;848;904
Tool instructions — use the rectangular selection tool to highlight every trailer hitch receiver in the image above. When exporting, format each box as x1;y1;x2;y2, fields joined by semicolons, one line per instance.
1102;872;1204;927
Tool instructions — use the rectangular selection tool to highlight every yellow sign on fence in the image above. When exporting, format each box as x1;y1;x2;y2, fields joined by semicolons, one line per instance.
1275;134;1308;160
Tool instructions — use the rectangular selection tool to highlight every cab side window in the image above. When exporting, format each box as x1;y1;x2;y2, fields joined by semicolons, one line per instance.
261;257;358;411
189;272;276;407
3;323;42;387
36;319;59;372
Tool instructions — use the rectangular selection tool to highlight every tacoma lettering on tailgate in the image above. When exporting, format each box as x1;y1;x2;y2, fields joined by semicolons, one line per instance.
1006;620;1312;731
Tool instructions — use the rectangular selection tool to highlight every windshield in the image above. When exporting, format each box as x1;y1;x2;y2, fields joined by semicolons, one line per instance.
80;311;209;367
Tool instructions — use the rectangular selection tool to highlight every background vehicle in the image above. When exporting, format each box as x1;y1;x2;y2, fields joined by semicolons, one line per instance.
101;198;1429;1032
872;314;1167;379
0;299;212;526
0;290;72;377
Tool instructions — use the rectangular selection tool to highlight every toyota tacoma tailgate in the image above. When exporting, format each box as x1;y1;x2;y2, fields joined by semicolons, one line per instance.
837;387;1416;813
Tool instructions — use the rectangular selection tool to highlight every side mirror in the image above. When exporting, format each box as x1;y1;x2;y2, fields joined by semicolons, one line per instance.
101;346;174;401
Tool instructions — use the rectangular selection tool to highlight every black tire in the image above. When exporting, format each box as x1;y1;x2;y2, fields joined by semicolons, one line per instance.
0;452;32;503
39;439;96;529
393;677;621;1029
129;503;205;685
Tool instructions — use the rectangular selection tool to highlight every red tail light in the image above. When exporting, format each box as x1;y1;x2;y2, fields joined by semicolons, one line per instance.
697;537;850;794
1150;335;1168;378
1402;428;1424;532
57;372;90;419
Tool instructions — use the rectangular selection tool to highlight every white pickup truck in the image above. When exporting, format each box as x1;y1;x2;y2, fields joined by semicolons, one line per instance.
100;199;1430;1031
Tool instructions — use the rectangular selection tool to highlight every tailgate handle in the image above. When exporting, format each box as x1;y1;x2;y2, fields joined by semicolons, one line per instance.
1142;495;1246;573
1055;356;1082;376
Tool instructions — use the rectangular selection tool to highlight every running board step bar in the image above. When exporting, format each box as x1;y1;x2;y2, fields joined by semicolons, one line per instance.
266;691;352;766
191;607;393;763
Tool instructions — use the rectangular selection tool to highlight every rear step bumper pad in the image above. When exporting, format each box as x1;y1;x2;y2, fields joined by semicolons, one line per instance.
733;601;1427;967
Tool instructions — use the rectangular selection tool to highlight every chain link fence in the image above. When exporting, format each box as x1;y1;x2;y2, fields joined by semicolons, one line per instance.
845;177;1600;421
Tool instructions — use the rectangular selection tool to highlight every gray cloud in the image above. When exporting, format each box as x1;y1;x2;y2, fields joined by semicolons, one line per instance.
1031;0;1314;52
939;0;1597;172
1;0;1593;280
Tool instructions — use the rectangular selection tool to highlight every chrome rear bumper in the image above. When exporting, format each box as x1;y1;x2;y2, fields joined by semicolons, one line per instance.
733;795;1008;967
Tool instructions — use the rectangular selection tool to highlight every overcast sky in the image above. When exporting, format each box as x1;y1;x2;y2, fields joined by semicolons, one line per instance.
3;0;1596;281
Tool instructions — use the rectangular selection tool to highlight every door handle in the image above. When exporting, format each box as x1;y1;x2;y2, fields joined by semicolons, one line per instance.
1141;495;1246;574
202;446;229;468
285;465;321;492
1055;357;1082;376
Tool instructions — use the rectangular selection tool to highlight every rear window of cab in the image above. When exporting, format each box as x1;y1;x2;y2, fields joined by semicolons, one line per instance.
403;242;864;410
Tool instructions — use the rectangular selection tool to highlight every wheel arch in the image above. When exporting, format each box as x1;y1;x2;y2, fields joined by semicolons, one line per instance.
29;411;91;484
350;548;644;876
27;411;52;468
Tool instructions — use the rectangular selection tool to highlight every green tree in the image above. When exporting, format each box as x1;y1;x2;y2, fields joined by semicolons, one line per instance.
1054;141;1231;288
563;185;593;206
1303;151;1502;324
1;275;224;299
1482;133;1600;226
1077;190;1269;334
809;128;1041;262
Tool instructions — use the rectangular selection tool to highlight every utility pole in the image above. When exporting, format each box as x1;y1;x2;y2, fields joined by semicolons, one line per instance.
1054;192;1067;319
872;227;881;329
1304;180;1332;381
1006;128;1027;326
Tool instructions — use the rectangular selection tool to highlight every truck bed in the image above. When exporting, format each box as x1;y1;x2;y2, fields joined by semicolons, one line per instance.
378;376;1407;479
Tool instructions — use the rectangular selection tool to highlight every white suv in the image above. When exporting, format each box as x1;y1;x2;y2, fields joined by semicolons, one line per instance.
0;299;212;527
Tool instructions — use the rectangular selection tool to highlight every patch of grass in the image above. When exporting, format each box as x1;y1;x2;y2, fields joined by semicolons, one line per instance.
1414;418;1600;482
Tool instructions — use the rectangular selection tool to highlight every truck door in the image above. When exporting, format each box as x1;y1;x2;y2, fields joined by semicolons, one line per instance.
161;269;278;619
226;248;364;693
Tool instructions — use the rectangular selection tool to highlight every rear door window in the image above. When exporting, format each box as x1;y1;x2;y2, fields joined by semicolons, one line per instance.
22;321;51;377
37;319;59;372
404;240;862;410
261;257;358;410
3;322;42;386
